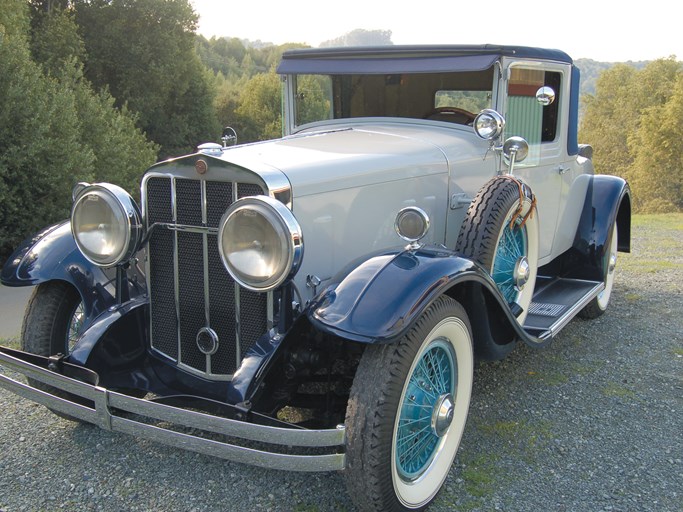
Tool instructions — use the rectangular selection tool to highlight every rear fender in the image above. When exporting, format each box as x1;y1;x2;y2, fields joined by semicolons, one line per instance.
554;175;631;281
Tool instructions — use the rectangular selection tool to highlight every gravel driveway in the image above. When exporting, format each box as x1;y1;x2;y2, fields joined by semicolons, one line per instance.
1;214;681;512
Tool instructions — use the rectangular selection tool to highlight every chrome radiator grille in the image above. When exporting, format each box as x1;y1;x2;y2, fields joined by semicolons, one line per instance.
144;175;269;380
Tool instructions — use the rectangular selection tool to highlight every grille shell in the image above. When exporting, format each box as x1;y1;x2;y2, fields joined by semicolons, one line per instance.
143;172;271;380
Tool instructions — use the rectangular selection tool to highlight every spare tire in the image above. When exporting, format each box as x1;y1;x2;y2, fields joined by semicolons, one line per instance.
456;176;539;326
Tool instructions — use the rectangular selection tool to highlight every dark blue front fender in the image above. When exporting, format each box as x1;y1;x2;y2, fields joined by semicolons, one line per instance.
1;220;145;331
308;245;533;345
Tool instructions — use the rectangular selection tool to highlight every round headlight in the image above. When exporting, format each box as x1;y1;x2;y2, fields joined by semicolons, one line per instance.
395;206;430;243
218;196;303;292
474;109;505;140
71;183;142;267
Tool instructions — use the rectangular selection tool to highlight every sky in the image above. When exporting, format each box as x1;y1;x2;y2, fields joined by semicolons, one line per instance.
189;0;680;63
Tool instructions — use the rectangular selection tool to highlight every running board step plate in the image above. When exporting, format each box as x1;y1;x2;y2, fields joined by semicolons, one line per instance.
524;278;604;340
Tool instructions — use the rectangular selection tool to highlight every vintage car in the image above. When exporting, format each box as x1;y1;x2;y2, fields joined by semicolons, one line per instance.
0;45;630;511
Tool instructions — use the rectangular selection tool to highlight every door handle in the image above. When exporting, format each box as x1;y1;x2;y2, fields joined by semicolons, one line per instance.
558;165;570;175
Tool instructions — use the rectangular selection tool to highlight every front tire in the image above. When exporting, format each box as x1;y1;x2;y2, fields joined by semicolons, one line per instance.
22;281;84;359
21;281;85;422
344;296;474;511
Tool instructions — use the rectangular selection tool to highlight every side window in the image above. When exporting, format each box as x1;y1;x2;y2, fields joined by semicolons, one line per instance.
295;75;333;126
506;68;561;165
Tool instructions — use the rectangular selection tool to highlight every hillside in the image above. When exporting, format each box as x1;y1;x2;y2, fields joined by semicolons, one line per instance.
574;58;649;97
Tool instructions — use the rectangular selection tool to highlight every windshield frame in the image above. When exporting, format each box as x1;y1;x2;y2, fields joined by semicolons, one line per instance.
283;66;500;135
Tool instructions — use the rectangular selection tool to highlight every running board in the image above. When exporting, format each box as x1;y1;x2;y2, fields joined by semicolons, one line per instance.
523;277;604;340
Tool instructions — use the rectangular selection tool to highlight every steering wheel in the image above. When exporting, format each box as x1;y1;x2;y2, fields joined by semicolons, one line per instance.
424;107;476;125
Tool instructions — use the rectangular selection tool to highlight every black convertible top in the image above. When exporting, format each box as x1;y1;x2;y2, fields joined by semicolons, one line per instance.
277;44;572;74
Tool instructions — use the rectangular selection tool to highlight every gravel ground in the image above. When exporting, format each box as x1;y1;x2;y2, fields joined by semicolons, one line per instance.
1;214;681;512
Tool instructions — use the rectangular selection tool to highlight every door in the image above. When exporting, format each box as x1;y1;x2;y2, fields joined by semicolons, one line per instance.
501;62;572;264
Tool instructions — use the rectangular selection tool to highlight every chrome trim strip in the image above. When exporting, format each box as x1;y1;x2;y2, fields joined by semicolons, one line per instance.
235;282;241;367
201;180;211;373
0;350;345;472
233;182;241;368
172;178;182;364
164;224;219;235
0;371;101;425
112;417;344;472
267;292;274;331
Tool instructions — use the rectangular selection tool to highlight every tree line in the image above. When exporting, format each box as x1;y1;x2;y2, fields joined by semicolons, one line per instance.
0;0;294;259
1;0;681;261
579;58;683;213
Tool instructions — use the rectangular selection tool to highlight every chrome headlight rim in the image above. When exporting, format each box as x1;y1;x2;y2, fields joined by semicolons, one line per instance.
218;195;303;292
70;183;143;267
474;109;506;140
395;206;430;243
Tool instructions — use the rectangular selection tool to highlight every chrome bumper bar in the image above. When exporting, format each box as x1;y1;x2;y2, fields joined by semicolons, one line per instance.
0;347;345;472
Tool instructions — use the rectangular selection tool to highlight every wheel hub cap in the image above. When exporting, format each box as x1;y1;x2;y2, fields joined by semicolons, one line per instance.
513;256;530;290
608;253;617;274
431;393;455;437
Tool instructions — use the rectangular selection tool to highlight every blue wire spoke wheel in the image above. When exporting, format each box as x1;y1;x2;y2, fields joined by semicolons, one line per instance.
456;177;539;325
344;297;474;511
395;338;456;480
492;214;529;305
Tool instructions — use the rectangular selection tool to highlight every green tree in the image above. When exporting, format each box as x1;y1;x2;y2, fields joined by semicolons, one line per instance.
63;60;159;196
580;64;639;182
233;70;282;142
579;57;683;211
213;74;246;137
201;38;310;143
629;74;683;212
74;0;220;158
26;2;158;194
0;0;90;258
295;75;332;126
0;1;158;260
28;5;84;75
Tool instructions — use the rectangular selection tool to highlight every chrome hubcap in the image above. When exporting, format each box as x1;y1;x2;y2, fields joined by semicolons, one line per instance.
431;393;455;438
608;253;617;274
513;256;530;290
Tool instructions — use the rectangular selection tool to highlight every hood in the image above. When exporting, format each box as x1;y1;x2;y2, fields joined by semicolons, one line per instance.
213;124;469;198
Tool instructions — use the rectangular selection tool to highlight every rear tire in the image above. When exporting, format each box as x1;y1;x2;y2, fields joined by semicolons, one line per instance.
579;222;618;319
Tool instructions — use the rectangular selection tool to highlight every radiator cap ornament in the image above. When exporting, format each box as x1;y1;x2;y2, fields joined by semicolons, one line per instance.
195;158;209;175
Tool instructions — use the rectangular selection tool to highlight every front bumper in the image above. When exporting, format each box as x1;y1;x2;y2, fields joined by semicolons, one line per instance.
0;346;345;472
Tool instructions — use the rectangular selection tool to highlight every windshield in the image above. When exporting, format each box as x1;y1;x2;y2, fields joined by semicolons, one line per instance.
293;69;494;128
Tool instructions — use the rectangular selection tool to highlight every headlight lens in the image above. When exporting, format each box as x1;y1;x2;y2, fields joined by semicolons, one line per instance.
474;109;505;140
395;206;430;243
218;196;303;292
71;184;142;267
